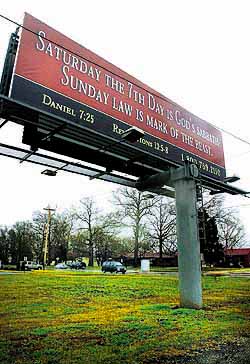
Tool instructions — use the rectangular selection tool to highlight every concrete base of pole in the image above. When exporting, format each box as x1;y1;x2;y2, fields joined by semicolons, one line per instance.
173;167;202;309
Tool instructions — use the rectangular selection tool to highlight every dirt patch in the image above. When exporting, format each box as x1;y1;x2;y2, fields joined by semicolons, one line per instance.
143;338;250;364
188;339;250;364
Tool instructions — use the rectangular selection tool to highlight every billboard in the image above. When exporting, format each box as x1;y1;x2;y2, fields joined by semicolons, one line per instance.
10;13;226;180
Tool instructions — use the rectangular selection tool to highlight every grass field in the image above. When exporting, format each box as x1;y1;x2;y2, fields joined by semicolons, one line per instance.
0;270;249;364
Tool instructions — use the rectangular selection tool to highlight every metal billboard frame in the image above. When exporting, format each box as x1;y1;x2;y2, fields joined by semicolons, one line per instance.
0;94;248;197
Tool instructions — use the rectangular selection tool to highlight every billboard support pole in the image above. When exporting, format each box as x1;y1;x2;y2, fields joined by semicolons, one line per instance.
172;164;202;309
136;163;202;308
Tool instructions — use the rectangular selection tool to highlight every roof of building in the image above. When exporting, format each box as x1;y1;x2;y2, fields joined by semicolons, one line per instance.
225;248;250;256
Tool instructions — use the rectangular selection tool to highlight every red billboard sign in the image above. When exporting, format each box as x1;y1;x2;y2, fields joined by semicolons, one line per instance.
10;13;226;180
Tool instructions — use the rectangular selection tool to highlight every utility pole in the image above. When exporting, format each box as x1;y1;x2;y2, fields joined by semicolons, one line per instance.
43;205;56;268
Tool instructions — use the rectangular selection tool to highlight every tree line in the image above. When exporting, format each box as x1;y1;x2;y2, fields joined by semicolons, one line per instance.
0;187;246;267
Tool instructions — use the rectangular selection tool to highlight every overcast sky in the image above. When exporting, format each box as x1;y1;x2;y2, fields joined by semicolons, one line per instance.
0;1;250;242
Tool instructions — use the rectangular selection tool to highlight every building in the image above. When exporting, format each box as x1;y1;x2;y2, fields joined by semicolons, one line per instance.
122;252;178;267
224;248;250;268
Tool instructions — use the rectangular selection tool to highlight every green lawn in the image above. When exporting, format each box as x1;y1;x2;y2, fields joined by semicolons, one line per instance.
0;270;249;364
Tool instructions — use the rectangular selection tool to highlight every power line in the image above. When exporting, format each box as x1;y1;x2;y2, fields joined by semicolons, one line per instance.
225;148;250;160
221;204;250;209
1;13;250;149
220;129;250;147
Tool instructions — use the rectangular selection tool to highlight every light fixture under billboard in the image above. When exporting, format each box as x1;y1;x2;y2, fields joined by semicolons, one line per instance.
41;169;57;176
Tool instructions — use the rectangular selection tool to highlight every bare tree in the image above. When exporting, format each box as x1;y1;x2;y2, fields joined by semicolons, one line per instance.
7;221;35;266
32;209;75;263
147;197;177;257
113;187;157;265
201;193;246;249
0;226;9;264
32;210;47;261
74;197;121;266
74;197;99;266
49;211;75;262
217;214;245;249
